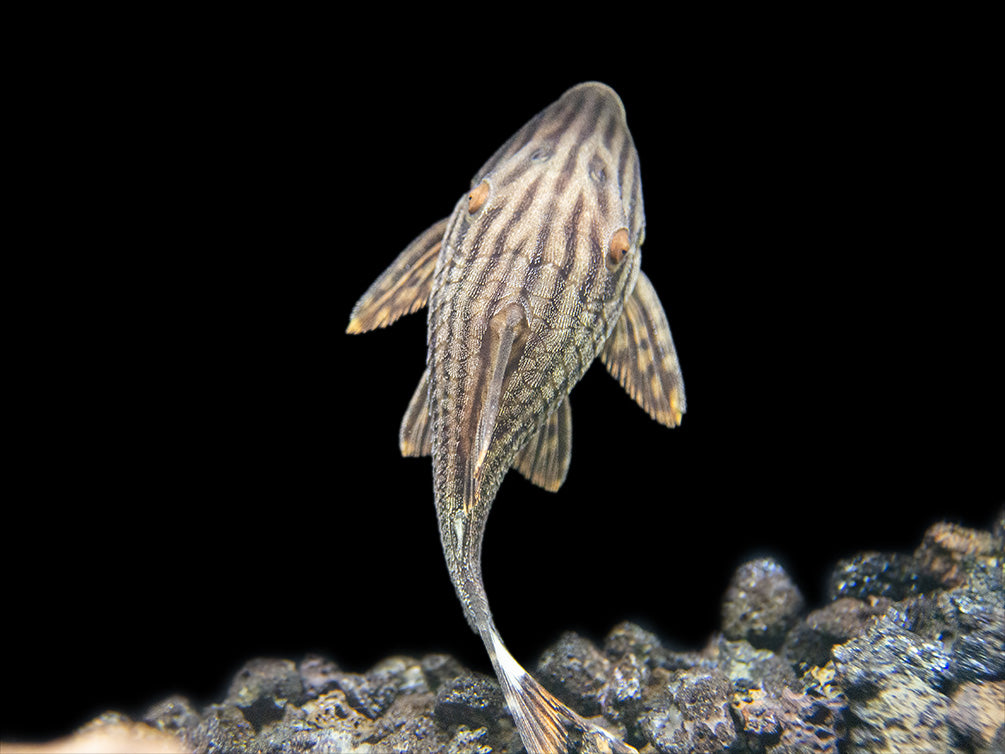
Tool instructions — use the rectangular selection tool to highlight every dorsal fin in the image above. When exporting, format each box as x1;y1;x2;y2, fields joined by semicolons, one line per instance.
346;217;448;334
471;303;529;484
402;368;573;494
514;397;572;492
600;270;686;427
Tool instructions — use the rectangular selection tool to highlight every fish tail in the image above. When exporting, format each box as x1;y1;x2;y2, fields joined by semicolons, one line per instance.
481;620;638;754
449;524;635;751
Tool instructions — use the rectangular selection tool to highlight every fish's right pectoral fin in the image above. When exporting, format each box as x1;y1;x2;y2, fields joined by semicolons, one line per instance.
600;270;687;428
346;217;449;334
514;396;572;492
399;367;432;457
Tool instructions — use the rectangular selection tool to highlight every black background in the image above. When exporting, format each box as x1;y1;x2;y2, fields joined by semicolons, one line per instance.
4;13;1001;743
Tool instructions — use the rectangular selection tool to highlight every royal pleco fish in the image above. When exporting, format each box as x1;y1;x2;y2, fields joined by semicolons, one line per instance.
348;82;685;753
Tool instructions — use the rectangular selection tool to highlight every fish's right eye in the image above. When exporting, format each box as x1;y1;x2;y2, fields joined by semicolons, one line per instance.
607;228;631;270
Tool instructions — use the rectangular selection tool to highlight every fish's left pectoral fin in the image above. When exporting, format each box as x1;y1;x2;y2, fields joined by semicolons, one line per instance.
514;396;572;492
600;270;686;427
399;367;432;457
346;217;448;334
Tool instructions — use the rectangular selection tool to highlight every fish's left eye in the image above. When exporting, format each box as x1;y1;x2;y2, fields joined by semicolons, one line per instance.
607;228;631;269
468;180;490;213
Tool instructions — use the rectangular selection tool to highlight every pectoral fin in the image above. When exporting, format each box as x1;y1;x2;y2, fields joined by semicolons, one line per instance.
346;217;448;334
601;270;686;427
514;397;572;492
399;367;432;457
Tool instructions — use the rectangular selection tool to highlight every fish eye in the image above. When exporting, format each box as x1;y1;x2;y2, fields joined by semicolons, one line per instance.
607;228;631;269
468;180;490;213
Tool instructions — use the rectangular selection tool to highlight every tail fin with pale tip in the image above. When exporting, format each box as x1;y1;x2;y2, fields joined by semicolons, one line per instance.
481;622;637;754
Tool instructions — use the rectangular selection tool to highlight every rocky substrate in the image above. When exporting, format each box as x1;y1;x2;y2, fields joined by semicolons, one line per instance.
44;511;1005;753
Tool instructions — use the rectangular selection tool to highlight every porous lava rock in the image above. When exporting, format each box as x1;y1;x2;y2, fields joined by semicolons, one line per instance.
16;509;1002;754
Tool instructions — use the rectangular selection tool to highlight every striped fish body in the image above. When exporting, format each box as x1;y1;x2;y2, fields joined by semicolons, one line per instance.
427;82;646;615
348;82;685;754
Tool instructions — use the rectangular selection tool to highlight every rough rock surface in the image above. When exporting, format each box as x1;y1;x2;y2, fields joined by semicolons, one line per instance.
721;558;805;651
31;510;1005;753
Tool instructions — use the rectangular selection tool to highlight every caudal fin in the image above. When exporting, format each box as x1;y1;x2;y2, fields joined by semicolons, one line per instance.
482;624;637;754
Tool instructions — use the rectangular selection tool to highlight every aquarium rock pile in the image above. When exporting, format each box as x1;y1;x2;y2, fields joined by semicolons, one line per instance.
53;511;1005;753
